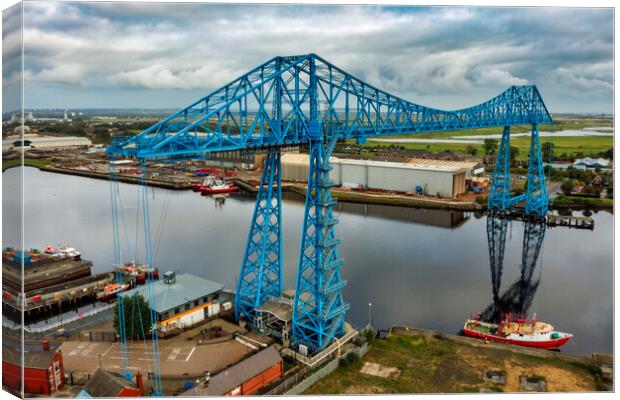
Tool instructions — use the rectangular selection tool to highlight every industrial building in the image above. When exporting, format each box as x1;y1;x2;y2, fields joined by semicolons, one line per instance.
2;134;92;152
2;346;65;396
281;153;480;197
182;346;283;396
118;271;228;334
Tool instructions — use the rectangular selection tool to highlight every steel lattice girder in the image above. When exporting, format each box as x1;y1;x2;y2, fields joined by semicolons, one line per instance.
525;124;549;217
107;54;553;160
487;126;512;211
235;148;283;323
292;141;349;354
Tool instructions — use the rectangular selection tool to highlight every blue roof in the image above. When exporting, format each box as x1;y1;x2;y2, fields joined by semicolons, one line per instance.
119;273;225;313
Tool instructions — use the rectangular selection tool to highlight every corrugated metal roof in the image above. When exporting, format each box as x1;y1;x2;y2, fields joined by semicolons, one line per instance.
119;273;224;313
405;158;481;170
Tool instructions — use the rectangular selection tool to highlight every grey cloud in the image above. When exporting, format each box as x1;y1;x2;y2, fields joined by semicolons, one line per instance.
8;2;614;113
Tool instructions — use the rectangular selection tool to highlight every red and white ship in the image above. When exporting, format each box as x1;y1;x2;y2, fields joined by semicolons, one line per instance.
96;282;131;301
116;262;159;284
463;314;572;350
200;177;238;195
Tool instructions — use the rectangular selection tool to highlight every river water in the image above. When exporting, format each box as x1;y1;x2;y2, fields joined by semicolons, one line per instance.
2;167;613;355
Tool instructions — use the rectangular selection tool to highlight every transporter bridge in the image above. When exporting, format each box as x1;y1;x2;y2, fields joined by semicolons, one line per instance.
106;54;553;362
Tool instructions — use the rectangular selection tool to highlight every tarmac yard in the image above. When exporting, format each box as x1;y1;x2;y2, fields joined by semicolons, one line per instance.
59;339;254;377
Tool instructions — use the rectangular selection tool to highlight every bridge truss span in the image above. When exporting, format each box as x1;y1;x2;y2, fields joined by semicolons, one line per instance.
107;53;553;357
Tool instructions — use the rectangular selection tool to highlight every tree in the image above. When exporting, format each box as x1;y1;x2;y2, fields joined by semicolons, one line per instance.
542;142;555;161
465;145;478;156
509;146;519;164
560;180;575;196
484;139;498;155
114;293;154;340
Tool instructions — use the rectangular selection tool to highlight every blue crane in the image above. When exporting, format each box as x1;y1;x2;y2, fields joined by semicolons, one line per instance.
107;53;552;356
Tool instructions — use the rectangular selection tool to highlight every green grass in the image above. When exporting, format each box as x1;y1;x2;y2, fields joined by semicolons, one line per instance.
2;158;52;172
304;333;603;395
355;135;612;161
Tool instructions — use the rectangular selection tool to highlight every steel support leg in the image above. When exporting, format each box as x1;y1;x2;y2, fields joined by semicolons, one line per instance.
292;142;349;354
235;149;283;324
488;126;511;212
525;124;548;217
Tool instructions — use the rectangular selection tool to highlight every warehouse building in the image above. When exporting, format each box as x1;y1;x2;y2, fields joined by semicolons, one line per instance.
3;134;92;152
281;153;479;197
119;271;229;334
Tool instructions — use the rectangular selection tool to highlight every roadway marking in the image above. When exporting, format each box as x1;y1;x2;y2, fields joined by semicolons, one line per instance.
185;347;196;362
167;348;181;361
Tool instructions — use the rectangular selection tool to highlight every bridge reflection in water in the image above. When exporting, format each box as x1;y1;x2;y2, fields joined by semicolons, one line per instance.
479;215;547;323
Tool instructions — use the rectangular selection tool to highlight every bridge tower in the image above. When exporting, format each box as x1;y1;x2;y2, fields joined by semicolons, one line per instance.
291;57;349;354
525;124;549;217
235;148;283;324
488;124;548;218
487;126;512;213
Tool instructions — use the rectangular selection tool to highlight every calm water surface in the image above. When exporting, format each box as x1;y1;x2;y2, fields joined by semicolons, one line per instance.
2;167;613;355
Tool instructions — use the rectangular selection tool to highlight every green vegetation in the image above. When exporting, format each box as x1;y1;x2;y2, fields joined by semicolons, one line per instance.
2;158;52;172
551;195;613;209
349;135;612;162
304;333;601;394
114;293;153;340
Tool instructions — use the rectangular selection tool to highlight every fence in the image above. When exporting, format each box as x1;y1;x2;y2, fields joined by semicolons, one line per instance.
265;343;369;395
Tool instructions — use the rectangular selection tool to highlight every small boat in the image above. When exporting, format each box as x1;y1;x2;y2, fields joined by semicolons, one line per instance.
96;283;130;301
116;262;159;284
45;244;81;260
200;177;238;195
463;314;572;350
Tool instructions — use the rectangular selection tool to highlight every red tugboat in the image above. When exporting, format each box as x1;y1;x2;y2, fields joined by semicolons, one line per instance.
463;314;572;350
200;177;238;195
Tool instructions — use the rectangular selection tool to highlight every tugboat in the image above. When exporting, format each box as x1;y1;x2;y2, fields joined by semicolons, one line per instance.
200;177;238;195
96;282;131;301
463;313;572;350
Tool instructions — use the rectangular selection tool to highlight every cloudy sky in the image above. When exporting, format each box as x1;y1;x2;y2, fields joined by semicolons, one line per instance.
2;2;614;114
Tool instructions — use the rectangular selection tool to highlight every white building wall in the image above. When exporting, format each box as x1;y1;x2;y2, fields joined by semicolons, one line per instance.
282;154;461;196
366;166;454;196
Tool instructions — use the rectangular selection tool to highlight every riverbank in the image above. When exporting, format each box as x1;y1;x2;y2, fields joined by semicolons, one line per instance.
304;325;611;394
2;157;52;172
40;165;190;190
4;161;612;211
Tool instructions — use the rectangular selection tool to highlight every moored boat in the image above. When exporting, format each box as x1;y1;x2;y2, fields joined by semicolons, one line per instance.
96;282;130;301
463;314;572;350
199;177;238;195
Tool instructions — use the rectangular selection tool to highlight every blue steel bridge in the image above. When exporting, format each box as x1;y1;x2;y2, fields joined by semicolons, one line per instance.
106;53;552;389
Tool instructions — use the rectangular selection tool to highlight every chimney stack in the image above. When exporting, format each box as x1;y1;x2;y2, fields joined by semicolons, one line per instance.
42;340;50;352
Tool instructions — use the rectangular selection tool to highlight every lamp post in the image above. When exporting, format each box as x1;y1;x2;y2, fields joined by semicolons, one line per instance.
368;302;372;330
